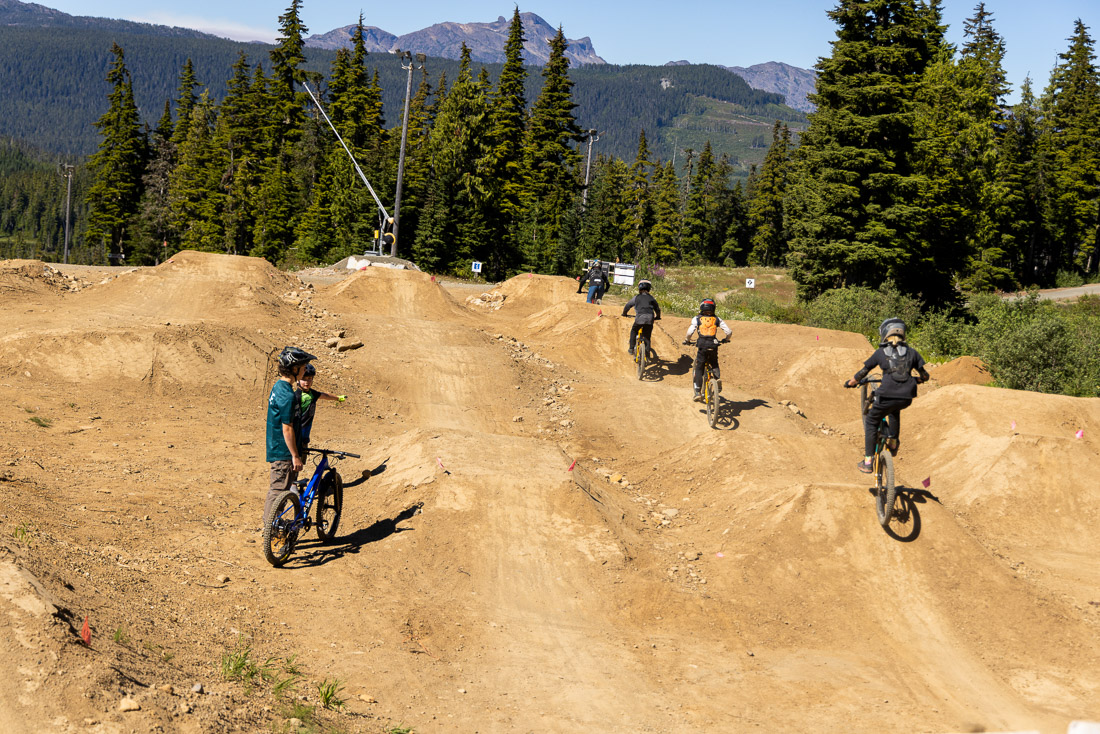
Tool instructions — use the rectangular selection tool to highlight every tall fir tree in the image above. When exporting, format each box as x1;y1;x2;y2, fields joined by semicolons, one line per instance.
169;59;199;150
578;156;629;263
621;130;653;261
649;161;682;263
485;7;529;277
133;101;175;264
167;91;226;251
85;43;147;263
747;122;792;266
1043;19;1100;274
997;79;1051;284
269;0;308;152
785;0;944;301
522;26;583;272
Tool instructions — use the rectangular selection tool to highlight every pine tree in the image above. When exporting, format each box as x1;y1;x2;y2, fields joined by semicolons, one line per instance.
578;156;629;262
167;91;225;251
1044;19;1100;275
649;161;682;263
522;26;583;271
169;58;199;150
218;54;265;256
621;130;653;261
485;7;529;277
785;0;943;301
747;122;791;265
269;0;308;151
85;43;147;264
997;79;1051;285
682;141;725;262
132;100;175;264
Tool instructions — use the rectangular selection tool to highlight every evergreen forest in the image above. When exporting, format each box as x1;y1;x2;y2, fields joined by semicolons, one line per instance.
1;0;1098;309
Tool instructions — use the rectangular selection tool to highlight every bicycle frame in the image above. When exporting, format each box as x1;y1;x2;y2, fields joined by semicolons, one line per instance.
284;449;353;533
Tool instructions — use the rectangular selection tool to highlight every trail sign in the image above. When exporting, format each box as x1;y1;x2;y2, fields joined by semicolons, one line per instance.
745;278;755;289
472;261;483;274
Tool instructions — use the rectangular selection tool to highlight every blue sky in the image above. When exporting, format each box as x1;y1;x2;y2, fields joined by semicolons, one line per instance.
44;0;1099;103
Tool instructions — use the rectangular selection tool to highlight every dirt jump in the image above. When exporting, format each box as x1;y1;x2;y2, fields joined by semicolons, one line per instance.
0;252;1097;733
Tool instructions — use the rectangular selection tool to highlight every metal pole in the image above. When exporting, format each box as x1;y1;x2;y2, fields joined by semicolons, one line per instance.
62;164;73;264
583;130;598;208
393;52;415;258
302;82;391;221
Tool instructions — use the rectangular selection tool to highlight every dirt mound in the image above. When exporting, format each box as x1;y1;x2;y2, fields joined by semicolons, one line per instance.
72;250;301;324
0;259;87;301
929;355;992;386
495;273;586;313
318;265;465;318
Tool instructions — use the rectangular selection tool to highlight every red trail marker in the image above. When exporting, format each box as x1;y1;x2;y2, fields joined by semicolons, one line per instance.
567;460;576;472
80;616;91;646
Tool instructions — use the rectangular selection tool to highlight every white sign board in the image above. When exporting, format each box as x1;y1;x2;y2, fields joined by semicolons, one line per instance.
471;261;483;273
745;278;756;289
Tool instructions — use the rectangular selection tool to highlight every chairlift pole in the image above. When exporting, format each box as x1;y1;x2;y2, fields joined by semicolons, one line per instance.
60;164;74;264
393;51;423;258
583;129;599;209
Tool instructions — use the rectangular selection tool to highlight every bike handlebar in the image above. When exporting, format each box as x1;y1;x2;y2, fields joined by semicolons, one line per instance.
305;448;361;459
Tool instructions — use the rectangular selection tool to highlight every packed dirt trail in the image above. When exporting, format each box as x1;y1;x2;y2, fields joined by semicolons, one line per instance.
0;253;1097;734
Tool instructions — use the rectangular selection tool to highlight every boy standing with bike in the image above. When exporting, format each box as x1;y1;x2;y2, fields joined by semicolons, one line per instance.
683;298;731;402
622;279;661;358
264;346;316;524
845;319;930;473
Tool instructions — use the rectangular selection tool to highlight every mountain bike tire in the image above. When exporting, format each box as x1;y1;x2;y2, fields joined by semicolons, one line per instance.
636;337;648;380
860;382;871;417
263;490;302;567
875;450;897;528
315;471;343;542
706;376;719;428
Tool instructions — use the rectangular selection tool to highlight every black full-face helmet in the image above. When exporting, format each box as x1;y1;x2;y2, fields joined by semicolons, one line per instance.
278;346;317;371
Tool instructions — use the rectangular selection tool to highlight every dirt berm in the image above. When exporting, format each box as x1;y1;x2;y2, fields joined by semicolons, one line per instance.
0;253;1096;733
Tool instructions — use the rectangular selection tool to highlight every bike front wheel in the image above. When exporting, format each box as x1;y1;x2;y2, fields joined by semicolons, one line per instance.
263;490;302;567
315;471;343;542
636;338;648;380
706;376;719;428
875;450;897;528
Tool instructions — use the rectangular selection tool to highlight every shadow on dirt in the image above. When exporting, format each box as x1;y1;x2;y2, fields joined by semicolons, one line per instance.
288;503;422;568
696;397;770;429
635;352;693;382
879;486;941;542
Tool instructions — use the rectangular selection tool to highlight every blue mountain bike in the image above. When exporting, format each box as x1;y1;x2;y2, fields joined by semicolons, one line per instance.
263;448;359;567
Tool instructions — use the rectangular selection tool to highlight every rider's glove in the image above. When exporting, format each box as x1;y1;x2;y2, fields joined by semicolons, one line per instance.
337;395;347;402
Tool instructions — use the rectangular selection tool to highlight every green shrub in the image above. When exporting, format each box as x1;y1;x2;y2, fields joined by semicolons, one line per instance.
803;283;923;342
985;310;1080;394
908;309;972;361
1055;269;1085;288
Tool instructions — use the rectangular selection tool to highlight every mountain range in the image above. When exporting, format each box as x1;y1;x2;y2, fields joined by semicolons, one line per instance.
0;0;216;38
305;12;605;68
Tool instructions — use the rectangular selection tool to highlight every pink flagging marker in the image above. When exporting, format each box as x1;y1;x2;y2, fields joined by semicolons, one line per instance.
1076;429;1085;439
922;477;931;488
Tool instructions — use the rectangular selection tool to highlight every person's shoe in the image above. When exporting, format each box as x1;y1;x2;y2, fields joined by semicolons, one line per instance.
886;437;899;455
857;459;873;474
627;347;635;356
693;390;703;403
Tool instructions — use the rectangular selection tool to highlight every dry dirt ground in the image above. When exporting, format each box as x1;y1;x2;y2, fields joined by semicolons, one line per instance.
0;253;1097;734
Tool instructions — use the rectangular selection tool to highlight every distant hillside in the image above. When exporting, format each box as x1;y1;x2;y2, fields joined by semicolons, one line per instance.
0;24;803;169
0;0;218;38
306;12;605;67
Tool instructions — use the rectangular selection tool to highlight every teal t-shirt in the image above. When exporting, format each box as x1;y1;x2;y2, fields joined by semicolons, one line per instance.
266;380;296;462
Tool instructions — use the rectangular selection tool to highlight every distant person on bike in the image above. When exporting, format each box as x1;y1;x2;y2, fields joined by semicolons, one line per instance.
622;279;661;358
683;298;731;402
264;346;316;523
579;260;607;304
845;318;930;474
297;363;347;454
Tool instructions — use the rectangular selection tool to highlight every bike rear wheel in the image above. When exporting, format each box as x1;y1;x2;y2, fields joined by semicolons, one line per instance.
875;450;897;528
636;337;648;380
706;376;719;428
860;382;871;417
263;490;302;567
315;471;343;542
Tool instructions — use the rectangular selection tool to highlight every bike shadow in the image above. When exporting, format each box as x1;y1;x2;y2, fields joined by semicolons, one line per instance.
343;458;389;489
287;502;422;568
703;397;770;429
640;353;693;382
874;485;942;542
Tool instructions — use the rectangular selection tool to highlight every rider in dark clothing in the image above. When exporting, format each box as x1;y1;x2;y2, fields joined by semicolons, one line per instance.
622;280;661;357
845;318;930;473
579;260;607;304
